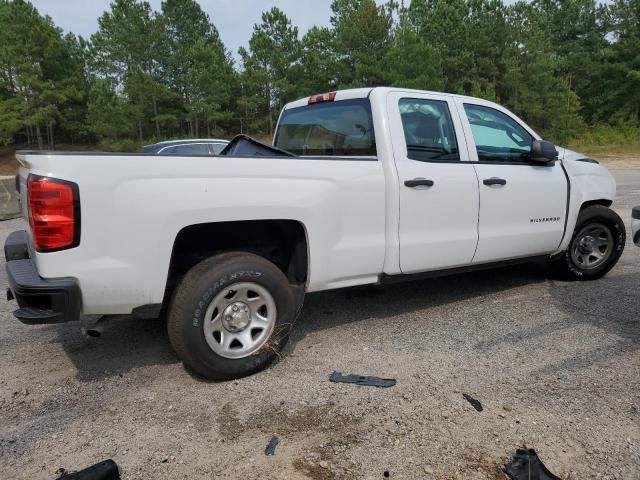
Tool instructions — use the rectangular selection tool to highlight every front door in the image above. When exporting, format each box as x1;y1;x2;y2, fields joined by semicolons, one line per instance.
456;101;568;263
387;92;480;274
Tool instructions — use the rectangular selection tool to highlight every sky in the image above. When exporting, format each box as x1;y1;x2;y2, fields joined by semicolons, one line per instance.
29;0;368;62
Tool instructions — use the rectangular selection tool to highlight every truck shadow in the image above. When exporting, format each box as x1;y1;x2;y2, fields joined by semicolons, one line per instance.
53;260;638;382
52;315;178;381
291;263;639;354
55;263;549;382
290;262;552;347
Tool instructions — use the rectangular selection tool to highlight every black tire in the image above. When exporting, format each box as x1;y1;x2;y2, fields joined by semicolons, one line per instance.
167;252;296;380
548;205;625;280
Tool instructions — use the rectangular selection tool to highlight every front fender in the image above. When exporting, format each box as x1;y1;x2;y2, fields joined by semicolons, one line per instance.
556;151;617;253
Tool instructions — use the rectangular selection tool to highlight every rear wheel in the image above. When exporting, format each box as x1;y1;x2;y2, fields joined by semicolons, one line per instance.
548;205;625;280
168;252;296;380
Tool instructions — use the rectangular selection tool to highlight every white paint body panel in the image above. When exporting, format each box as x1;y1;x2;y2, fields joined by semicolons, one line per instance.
16;87;618;316
555;148;617;252
471;163;567;262
17;154;386;313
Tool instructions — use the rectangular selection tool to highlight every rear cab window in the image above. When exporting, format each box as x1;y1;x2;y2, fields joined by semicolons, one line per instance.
274;99;376;157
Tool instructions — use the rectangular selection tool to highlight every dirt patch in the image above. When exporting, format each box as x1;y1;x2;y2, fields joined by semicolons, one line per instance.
0;148;18;176
592;153;640;168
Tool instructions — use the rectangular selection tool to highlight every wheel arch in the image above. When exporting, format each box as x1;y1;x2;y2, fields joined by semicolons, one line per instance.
580;198;613;210
163;219;309;306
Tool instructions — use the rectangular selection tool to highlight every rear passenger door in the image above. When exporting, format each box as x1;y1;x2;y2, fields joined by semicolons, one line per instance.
456;101;568;263
387;92;480;274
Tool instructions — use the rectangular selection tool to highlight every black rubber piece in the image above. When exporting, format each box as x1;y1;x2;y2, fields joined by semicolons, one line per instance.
56;459;120;480
329;371;396;388
264;435;279;455
14;307;63;323
221;134;295;157
632;206;640;220
5;231;81;324
504;448;560;480
4;230;29;261
463;393;483;412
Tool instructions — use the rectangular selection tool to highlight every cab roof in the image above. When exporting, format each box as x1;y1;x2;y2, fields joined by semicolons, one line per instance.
282;86;506;112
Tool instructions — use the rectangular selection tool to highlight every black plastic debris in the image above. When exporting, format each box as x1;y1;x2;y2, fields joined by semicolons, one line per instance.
220;134;295;157
265;435;280;455
504;448;561;480
329;371;396;388
463;393;483;412
57;459;120;480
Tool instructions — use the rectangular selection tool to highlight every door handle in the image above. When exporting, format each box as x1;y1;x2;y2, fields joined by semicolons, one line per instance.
404;178;435;188
483;177;507;186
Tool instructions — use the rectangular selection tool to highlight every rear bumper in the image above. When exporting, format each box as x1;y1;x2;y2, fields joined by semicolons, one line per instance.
5;230;81;324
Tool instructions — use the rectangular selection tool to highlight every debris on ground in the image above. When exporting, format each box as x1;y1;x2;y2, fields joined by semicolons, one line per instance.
329;371;396;388
264;435;280;456
503;448;561;480
57;459;120;480
462;393;483;412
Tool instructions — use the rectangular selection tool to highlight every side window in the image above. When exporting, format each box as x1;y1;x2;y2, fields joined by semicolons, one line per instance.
173;144;210;155
463;104;533;162
399;99;459;162
209;143;227;155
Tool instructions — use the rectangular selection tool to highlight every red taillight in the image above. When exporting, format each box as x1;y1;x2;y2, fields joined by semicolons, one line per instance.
308;91;336;105
28;175;79;252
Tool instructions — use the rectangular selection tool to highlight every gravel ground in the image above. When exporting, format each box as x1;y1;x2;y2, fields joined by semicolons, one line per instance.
1;165;639;480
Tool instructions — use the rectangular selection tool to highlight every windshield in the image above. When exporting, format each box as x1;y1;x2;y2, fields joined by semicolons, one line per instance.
274;99;376;156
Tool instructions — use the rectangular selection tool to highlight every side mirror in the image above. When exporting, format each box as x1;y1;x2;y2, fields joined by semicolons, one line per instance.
529;140;558;164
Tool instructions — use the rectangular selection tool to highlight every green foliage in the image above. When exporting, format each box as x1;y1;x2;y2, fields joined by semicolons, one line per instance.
0;0;79;147
162;0;235;137
97;138;145;152
239;7;300;134
86;79;132;140
1;0;639;149
384;12;443;91
568;122;640;153
330;0;393;87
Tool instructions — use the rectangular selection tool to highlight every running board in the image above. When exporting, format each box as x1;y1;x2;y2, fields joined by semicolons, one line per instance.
379;255;549;285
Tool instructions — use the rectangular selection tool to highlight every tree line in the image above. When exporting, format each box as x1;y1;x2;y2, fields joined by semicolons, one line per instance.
0;0;638;150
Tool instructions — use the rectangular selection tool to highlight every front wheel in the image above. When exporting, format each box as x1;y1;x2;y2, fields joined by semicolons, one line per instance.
167;252;296;380
548;205;625;280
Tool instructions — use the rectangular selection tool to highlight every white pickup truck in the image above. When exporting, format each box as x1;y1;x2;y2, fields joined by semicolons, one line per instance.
6;87;626;380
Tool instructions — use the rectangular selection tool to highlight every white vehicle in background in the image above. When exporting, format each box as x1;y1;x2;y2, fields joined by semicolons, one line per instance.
633;207;640;246
6;87;626;380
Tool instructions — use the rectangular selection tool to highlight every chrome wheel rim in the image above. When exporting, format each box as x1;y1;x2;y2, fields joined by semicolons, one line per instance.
203;282;277;359
570;223;613;270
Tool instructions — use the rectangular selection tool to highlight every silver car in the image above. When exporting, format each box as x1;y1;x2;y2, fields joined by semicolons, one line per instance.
143;138;229;155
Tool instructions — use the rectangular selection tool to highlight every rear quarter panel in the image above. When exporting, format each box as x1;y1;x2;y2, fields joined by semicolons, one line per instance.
18;153;386;314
